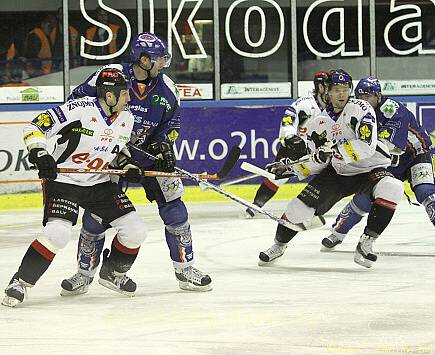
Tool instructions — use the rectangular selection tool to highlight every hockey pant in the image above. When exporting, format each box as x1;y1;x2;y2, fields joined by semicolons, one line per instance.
275;167;403;243
12;180;146;286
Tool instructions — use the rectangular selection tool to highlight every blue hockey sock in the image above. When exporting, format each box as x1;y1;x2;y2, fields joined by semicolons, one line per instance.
332;195;371;235
165;221;194;268
77;228;105;277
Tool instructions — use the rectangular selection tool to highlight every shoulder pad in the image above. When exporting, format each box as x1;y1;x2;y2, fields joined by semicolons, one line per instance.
162;74;180;103
292;95;316;112
380;99;400;119
348;98;371;112
65;96;96;112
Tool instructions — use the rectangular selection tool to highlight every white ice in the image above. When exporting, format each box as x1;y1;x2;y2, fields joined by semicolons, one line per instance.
0;199;434;355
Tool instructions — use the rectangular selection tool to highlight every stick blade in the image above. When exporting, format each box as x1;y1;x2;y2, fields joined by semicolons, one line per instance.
216;146;241;179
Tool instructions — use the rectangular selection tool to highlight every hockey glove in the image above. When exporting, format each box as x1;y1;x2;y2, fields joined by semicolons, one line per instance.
28;148;57;180
266;158;294;180
281;135;308;161
311;141;335;165
147;142;176;172
123;165;144;183
118;158;144;183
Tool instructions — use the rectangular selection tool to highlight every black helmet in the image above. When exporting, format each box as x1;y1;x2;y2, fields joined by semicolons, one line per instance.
313;71;331;94
96;68;129;100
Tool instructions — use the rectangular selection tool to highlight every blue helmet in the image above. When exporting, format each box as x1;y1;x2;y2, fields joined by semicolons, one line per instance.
355;76;382;98
326;69;353;90
130;32;171;67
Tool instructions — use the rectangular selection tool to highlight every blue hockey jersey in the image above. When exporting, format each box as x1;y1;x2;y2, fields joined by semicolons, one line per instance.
376;97;432;175
69;63;181;168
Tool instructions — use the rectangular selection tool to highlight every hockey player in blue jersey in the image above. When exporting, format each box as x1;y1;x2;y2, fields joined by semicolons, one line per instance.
322;76;435;251
60;32;212;295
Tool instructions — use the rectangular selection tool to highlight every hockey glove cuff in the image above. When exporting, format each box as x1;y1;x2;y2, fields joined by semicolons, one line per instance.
28;148;57;180
147;142;176;172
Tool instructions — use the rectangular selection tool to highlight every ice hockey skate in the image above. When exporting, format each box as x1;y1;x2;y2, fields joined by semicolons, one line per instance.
258;241;287;266
354;234;378;268
175;266;212;292
321;233;345;251
98;249;136;297
61;272;93;296
2;274;31;307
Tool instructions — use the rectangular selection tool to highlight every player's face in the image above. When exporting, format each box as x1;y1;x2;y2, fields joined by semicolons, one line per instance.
116;89;131;110
140;56;166;78
149;57;166;77
328;84;350;111
357;93;379;109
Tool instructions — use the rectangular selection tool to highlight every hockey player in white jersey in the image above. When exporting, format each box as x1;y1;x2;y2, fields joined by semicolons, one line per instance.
259;70;404;268
245;71;330;218
2;68;148;307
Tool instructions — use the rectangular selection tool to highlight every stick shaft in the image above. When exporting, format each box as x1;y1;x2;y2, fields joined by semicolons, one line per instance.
56;168;218;179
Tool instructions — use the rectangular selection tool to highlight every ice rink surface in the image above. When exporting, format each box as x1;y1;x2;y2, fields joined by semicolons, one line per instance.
0;199;434;355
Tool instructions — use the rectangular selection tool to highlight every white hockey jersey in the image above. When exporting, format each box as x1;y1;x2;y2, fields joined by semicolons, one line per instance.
297;98;391;177
279;94;325;153
23;96;134;186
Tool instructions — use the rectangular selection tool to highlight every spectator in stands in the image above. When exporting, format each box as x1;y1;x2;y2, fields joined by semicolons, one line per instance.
0;28;28;86
83;8;125;65
24;15;57;77
50;7;80;70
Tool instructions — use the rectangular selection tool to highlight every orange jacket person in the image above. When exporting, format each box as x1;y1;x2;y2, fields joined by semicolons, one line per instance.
24;15;56;77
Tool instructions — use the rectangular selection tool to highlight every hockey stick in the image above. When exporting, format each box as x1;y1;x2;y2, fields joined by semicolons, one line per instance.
127;143;241;180
240;155;312;181
240;161;325;230
218;173;258;187
55;167;219;179
127;143;314;232
241;162;278;181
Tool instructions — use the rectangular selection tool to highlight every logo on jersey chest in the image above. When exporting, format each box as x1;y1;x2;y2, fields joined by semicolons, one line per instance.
151;94;172;112
100;128;115;143
71;127;94;136
331;123;342;137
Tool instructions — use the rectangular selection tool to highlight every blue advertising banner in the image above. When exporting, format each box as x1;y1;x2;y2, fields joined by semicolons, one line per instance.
175;106;286;181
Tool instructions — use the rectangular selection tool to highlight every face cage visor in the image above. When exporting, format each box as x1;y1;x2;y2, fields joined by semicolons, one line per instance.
148;53;172;68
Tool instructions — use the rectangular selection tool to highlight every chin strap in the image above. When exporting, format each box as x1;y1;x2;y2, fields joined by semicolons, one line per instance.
319;93;327;107
104;97;119;116
138;61;154;79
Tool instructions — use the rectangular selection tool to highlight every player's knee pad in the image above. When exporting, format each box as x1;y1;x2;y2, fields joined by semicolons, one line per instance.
110;211;147;249
165;220;194;267
284;198;315;224
351;194;372;215
372;176;403;206
39;218;73;252
82;210;108;235
158;198;188;227
422;194;435;226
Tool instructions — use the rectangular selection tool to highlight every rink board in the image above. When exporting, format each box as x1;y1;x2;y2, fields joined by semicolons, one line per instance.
1;101;434;195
